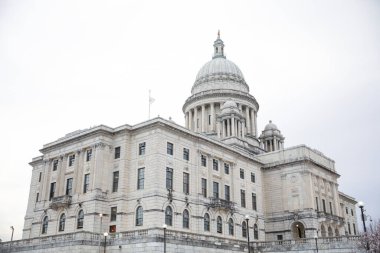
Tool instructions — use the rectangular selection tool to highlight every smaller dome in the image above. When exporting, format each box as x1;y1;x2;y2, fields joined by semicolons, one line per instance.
220;100;240;115
264;120;278;131
221;100;238;110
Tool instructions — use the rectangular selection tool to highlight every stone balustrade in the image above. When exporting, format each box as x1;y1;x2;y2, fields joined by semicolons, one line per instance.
0;229;363;253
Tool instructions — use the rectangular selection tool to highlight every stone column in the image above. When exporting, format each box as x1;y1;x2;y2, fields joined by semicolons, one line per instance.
217;120;221;138
274;137;278;151
201;105;205;132
185;112;189;129
245;107;251;134
194;107;198;132
242;120;246;138
189;109;193;131
254;111;258;137
231;116;235;136
251;110;255;137
221;120;226;138
226;119;230;137
210;103;215;132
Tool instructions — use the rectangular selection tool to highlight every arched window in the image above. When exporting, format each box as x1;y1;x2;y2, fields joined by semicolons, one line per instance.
136;206;143;226
77;210;84;229
59;213;66;232
217;216;222;234
254;224;258;240
42;216;48;234
228;218;234;235
204;213;210;231
321;224;326;237
292;222;305;239
165;206;173;226
242;221;247;238
183;209;189;229
328;226;333;237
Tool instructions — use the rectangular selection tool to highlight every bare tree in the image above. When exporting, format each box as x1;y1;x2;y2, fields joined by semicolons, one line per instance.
358;219;380;252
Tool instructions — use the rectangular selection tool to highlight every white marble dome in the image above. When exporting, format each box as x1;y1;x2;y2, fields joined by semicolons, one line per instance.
191;36;250;95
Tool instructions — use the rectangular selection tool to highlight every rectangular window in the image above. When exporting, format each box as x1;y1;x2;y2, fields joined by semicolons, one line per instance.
277;235;283;241
109;225;116;233
348;222;351;235
241;190;246;208
83;174;90;193
322;199;326;213
183;148;189;161
53;160;58;171
213;159;219;171
114;146;121;159
110;207;117;221
49;182;56;201
201;155;207;167
167;142;174;155
224;185;230;201
240;169;245;179
251;172;255;183
69;154;75;167
316;197;319;211
38;172;42;182
351;209;354;216
66;178;73;195
139;142;146;155
166;167;173;190
112;171;119;192
183;172;190;194
224;163;229;174
329;202;333;214
252;193;257;211
86;149;92;162
201;178;207;198
36;192;39;202
353;223;356;235
213;182;219;199
137;168;145;190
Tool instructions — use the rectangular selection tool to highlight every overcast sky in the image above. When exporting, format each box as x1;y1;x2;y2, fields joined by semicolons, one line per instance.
0;0;379;241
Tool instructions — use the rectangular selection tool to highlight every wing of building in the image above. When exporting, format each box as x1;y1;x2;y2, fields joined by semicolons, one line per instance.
3;33;362;253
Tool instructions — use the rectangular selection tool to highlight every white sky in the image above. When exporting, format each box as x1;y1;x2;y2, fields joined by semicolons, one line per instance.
0;0;379;241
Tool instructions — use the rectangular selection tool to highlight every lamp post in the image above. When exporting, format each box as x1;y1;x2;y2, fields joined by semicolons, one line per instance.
163;224;167;253
103;232;108;253
98;213;103;253
358;201;369;251
10;226;14;242
314;235;318;253
245;215;251;253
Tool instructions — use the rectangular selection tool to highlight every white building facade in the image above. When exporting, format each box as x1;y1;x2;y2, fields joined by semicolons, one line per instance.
1;34;361;253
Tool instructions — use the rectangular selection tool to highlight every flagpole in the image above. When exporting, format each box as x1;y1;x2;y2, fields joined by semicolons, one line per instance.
149;90;151;119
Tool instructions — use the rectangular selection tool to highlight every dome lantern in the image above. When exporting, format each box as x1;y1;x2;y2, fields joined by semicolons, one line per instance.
213;30;226;59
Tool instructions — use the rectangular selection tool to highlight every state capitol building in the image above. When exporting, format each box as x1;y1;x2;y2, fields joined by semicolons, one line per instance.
2;34;361;253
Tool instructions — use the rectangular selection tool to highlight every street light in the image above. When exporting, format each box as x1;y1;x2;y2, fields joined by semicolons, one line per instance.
245;215;251;253
314;235;318;253
163;224;167;253
358;201;369;251
10;226;14;242
103;232;108;253
98;213;103;253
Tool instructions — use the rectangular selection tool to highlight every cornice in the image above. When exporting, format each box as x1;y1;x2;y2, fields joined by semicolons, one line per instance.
182;89;259;112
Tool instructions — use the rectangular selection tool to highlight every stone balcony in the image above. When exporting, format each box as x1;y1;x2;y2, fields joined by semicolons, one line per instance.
49;195;72;210
317;211;345;225
207;197;235;212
